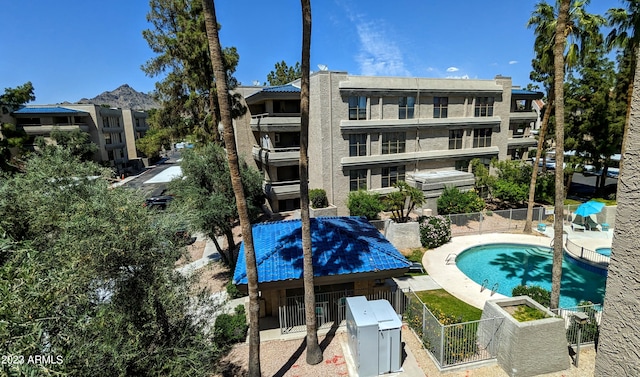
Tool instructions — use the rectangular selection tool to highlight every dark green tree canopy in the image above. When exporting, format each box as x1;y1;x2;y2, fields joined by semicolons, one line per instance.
266;60;302;86
169;143;263;267
0;149;221;376
142;0;241;144
565;41;622;183
0;81;35;112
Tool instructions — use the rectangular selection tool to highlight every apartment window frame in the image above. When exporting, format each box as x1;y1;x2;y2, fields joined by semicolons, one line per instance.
104;133;112;145
348;96;367;120
473;128;492;148
381;132;406;154
381;165;406;188
449;129;464;150
349;133;367;157
102;116;110;127
434;97;448;118
398;96;415;119
475;97;494;117
349;169;368;191
455;160;470;172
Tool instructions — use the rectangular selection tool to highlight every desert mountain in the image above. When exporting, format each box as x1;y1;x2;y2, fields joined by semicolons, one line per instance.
75;84;159;111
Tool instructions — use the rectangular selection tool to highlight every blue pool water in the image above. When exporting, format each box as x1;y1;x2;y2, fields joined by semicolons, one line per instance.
596;247;611;257
456;243;607;308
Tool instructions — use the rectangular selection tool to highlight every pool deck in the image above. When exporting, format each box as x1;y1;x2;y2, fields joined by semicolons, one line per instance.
422;228;613;310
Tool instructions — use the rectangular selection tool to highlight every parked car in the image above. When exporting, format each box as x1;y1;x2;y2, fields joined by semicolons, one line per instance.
143;195;174;209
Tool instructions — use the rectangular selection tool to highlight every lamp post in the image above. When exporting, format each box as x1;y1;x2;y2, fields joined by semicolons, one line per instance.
572;312;589;367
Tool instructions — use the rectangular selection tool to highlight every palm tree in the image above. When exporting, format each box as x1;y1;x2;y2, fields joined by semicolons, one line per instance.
299;0;323;365
550;0;571;310
607;1;640;172
201;1;261;375
524;0;605;233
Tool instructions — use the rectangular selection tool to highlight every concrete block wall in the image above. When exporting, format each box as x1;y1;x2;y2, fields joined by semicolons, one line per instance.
479;297;570;377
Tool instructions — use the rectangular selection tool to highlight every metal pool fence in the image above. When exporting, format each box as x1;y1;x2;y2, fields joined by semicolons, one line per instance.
551;303;602;346
403;290;502;368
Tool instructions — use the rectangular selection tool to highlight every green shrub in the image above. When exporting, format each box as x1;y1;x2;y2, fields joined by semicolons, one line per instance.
309;188;329;208
437;186;485;215
418;215;451;249
214;305;248;347
512;285;551;307
347;190;384;220
511;305;548;322
226;281;243;299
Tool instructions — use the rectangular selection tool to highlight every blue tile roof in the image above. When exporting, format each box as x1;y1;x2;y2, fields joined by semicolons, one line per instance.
233;216;411;285
261;84;300;93
512;89;543;96
13;106;85;114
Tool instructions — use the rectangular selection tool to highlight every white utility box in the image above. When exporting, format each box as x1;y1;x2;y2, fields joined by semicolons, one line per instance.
346;296;402;376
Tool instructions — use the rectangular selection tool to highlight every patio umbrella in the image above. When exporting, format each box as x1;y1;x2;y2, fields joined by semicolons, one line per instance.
574;200;605;218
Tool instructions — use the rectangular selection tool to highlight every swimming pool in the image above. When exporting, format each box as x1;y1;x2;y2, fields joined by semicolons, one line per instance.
456;243;607;308
596;247;611;257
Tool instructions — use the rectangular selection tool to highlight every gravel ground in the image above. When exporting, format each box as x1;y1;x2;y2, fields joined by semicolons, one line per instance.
215;332;349;377
213;324;596;377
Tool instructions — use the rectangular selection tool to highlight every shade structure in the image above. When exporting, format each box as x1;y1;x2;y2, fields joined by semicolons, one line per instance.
574;200;605;218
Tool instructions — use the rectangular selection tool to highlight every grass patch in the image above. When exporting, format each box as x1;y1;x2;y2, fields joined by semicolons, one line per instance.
564;198;582;205
593;197;616;206
415;289;482;322
510;305;548;322
403;248;428;276
405;248;424;263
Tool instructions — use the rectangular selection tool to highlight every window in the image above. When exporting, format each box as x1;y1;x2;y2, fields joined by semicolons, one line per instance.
349;134;367;156
102;116;109;127
115;118;121;127
434;97;448;118
135;118;141;127
107;150;114;161
449;129;463;149
274;132;300;148
277;166;300;181
475;97;494;117
349;169;367;191
278;199;301;211
104;133;112;145
381;132;406;154
473;128;492;148
382;166;405;188
348;96;367;120
455;160;470;172
398;96;415;119
274;100;300;114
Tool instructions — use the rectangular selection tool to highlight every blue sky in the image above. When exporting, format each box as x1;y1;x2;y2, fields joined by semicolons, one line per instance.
1;0;616;105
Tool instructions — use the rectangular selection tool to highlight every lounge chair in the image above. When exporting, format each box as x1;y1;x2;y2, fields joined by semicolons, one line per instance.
571;222;585;232
584;215;601;231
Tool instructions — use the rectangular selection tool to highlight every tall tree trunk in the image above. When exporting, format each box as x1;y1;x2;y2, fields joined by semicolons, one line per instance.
550;0;570;310
619;49;636;173
594;45;640;376
201;1;261;376
524;96;554;233
299;0;322;365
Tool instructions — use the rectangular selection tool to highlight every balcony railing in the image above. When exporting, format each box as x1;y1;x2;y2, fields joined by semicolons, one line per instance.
252;145;301;166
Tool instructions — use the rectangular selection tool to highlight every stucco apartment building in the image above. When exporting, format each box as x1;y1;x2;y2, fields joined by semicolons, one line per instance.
7;104;148;174
244;71;542;215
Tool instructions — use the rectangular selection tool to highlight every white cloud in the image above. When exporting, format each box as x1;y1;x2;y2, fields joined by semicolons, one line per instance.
347;14;410;76
446;66;460;72
509;60;518;65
